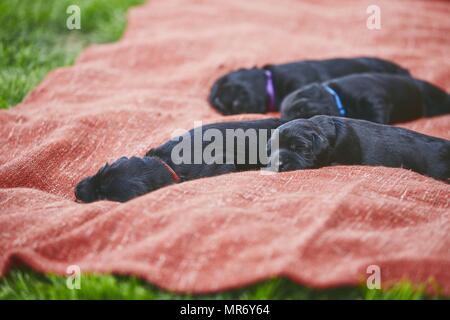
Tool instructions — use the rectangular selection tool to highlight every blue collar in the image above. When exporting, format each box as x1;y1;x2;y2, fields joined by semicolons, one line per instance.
322;84;346;117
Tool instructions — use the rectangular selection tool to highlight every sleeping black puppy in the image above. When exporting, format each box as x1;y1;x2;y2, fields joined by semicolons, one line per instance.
267;115;450;182
209;57;410;115
280;73;450;124
75;118;284;203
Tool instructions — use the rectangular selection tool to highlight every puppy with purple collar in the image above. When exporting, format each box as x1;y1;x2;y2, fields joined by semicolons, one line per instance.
280;73;450;124
267;115;450;182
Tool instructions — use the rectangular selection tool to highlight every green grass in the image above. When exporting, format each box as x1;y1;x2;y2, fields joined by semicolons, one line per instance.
0;0;447;300
0;0;144;108
0;269;437;300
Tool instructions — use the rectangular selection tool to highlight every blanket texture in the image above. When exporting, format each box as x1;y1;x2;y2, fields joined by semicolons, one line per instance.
1;0;449;294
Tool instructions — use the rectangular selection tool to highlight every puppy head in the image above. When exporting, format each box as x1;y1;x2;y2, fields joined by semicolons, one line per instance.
267;118;330;172
74;156;174;203
208;67;266;114
280;83;338;121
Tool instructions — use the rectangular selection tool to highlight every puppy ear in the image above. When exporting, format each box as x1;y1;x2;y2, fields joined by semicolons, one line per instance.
94;162;110;180
145;148;156;157
307;83;324;97
311;132;328;155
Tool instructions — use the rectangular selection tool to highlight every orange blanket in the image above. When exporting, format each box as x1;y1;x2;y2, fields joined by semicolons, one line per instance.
1;0;449;294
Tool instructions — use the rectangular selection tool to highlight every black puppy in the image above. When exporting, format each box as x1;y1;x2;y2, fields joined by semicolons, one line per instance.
280;73;450;124
75;118;284;203
209;57;410;115
267;115;450;182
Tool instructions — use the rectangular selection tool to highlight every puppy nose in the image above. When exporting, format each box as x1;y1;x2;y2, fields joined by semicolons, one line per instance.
274;153;293;171
74;187;84;203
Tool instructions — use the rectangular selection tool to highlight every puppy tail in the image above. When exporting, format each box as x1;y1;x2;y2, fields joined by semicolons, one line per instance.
414;79;450;117
436;143;450;183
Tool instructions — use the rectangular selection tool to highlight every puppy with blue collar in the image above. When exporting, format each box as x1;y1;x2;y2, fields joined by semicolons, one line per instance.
209;57;410;115
280;73;450;124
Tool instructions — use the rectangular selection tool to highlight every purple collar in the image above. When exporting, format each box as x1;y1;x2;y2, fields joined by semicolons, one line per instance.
264;70;276;112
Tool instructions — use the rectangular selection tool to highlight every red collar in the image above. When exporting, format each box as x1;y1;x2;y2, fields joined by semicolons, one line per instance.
154;157;180;183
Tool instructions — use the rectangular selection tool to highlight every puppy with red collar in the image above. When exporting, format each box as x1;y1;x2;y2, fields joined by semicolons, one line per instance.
75;118;284;202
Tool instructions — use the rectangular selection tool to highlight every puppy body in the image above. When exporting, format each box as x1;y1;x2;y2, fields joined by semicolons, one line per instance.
75;118;284;202
269;115;450;182
281;73;450;123
209;57;410;114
